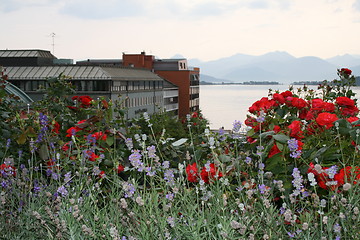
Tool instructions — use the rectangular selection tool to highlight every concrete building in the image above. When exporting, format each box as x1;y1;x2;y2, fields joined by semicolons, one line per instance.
0;49;179;120
122;52;200;118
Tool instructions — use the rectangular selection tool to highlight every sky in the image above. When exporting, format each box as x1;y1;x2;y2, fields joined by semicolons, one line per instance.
2;0;360;62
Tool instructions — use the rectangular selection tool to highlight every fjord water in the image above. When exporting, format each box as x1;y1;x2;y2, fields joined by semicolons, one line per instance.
199;84;360;130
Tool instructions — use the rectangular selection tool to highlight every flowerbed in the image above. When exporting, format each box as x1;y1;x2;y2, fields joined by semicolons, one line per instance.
0;68;360;239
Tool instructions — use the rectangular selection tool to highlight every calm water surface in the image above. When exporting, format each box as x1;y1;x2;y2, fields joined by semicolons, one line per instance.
200;84;360;130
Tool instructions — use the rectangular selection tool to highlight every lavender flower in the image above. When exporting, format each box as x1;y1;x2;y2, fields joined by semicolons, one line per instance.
232;120;242;133
291;168;304;196
57;185;68;197
122;182;136;198
6;139;11;148
288;138;302;159
164;169;175;186
146;145;156;158
125;138;133;150
129;150;144;172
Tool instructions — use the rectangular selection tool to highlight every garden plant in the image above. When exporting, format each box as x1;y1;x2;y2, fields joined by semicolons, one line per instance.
0;67;360;239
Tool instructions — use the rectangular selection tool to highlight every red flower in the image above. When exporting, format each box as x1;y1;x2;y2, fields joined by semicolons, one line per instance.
291;97;307;109
0;164;16;177
200;163;223;184
280;90;293;98
316;112;338;129
52;121;60;134
273;93;285;104
62;142;71;151
340;68;352;75
92;131;107;141
288;120;304;139
85;150;100;161
117;164;125;173
72;95;93;108
336;96;355;107
99;171;106;178
268;144;281;158
340;105;359;117
186;163;199;183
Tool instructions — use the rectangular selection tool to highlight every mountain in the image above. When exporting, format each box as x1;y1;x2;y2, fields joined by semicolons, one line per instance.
189;51;360;84
326;54;360;68
200;74;232;83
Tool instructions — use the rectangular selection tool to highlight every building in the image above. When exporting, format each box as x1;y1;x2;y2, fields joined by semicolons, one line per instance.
122;52;200;118
0;49;179;120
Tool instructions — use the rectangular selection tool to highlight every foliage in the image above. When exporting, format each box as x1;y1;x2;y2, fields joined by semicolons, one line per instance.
1;69;360;239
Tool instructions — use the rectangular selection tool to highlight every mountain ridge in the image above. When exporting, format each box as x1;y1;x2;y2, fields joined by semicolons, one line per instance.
184;51;360;84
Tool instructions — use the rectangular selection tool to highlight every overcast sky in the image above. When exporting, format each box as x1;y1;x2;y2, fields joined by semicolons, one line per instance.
2;0;360;61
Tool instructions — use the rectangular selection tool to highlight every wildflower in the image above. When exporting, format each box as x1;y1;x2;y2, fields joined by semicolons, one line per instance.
343;183;351;191
244;157;252;164
167;216;175;227
57;185;68;197
146;145;156;158
164;169;175;186
200;163;223;184
307;172;317;186
117;164;125;173
124;138;133;150
129;150;144;171
232;120;242;132
292;168;304;196
122;182;136;198
162;161;170;169
186;163;199;183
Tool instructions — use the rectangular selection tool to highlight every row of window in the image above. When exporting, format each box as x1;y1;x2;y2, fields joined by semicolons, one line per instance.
119;95;164;108
10;80;165;93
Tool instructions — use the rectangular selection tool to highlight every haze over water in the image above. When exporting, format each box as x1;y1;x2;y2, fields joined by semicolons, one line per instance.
200;84;360;130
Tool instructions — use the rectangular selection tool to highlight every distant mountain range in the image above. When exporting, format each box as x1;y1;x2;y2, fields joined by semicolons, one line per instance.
184;51;360;84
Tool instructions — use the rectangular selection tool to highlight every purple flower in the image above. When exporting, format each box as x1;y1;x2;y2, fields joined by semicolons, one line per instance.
232;120;242;132
147;145;156;158
57;185;68;197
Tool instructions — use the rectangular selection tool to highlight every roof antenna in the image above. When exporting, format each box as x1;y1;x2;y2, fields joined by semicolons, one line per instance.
50;32;56;54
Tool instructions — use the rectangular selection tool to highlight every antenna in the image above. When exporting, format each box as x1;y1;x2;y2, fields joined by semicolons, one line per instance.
50;32;56;54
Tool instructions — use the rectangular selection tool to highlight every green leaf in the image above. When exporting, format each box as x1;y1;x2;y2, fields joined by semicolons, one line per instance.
260;131;275;140
349;128;360;145
106;136;115;146
272;134;290;143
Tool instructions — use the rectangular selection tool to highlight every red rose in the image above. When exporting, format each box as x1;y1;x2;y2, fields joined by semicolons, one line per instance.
200;163;223;184
291;97;307;109
340;106;359;117
273;93;285;104
280;91;293;98
336;97;355;107
186;163;199;183
316;112;338;129
340;68;352;75
288;120;304;139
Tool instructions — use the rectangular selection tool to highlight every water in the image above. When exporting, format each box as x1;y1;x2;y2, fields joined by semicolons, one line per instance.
200;84;360;130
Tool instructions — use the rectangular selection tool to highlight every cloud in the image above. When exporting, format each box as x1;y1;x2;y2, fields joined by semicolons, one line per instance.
353;0;360;11
0;0;58;12
187;1;241;17
59;0;144;19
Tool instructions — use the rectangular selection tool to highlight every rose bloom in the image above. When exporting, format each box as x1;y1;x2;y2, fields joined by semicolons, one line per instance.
200;163;223;184
340;68;352;75
288;120;304;139
186;163;199;183
315;112;338;129
340;105;359;116
280;90;293;98
291;97;307;109
272;93;285;104
336;96;355;107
